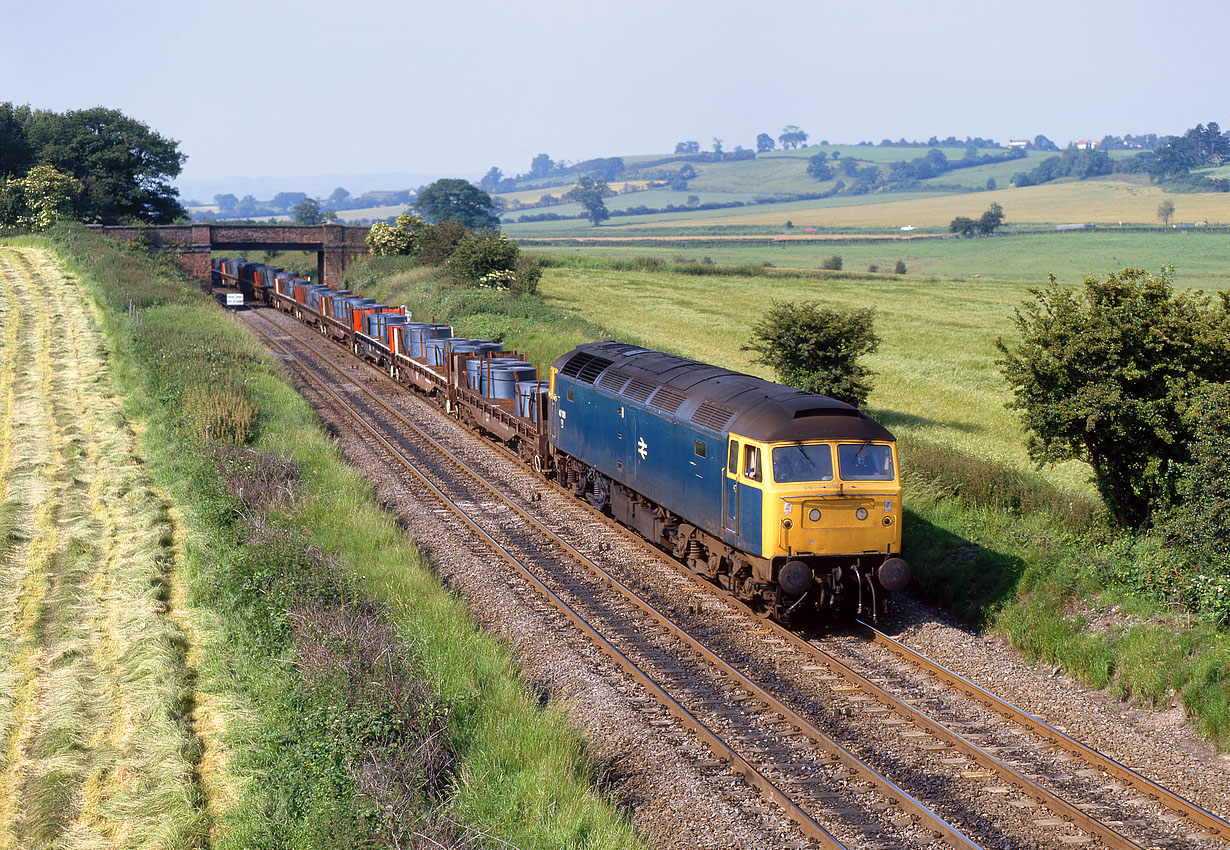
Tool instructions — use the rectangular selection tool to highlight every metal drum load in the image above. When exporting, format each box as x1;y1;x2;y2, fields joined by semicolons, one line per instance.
516;380;549;419
488;363;538;400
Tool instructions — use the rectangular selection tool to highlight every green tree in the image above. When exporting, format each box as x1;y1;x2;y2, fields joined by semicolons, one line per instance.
1160;382;1230;623
1158;199;1175;226
756;133;775;153
778;125;809;150
366;213;425;256
20;105;185;223
327;186;350;204
446;231;520;287
479;166;503;192
806;152;833;181
674;140;700;154
292;198;337;224
996;268;1230;526
0;164;82;232
0;102;33;175
529;153;554;178
977;202;1005;235
743;300;880;407
415;220;470;265
213;193;237;214
566;176;610;226
414;178;499;230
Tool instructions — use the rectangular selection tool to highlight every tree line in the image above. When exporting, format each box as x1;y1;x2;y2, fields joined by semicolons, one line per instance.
1;103;186;230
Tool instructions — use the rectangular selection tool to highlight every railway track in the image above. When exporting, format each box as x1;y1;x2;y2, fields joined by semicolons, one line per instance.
237;303;1229;850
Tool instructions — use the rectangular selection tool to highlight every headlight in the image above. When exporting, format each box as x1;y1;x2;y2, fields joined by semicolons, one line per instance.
855;507;869;521
808;508;821;522
781;518;793;529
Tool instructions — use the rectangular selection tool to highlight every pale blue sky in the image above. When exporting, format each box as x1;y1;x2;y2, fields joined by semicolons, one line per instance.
4;0;1226;193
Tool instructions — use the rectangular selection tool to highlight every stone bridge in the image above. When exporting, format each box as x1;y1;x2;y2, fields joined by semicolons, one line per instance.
88;223;371;287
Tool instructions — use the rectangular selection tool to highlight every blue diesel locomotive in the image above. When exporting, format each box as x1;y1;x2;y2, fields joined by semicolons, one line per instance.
550;342;909;622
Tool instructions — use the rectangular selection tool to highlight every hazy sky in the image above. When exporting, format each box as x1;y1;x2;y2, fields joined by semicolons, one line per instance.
5;0;1226;192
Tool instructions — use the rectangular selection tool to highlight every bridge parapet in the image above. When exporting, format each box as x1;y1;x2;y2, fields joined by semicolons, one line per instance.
88;223;371;287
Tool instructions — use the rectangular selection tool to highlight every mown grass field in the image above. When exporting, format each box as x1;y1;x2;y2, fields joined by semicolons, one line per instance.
0;246;209;848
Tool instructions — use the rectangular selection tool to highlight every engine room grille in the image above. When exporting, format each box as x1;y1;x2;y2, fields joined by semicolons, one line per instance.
648;386;688;415
622;379;656;403
691;400;736;432
560;352;614;384
597;370;630;393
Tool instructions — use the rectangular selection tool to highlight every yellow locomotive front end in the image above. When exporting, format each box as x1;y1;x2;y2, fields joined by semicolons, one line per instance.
761;438;909;619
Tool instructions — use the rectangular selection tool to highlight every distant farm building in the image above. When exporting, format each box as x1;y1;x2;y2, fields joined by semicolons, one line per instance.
1075;140;1097;150
1008;139;1029;149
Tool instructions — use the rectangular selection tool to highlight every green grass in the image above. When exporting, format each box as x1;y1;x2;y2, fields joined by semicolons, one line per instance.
521;231;1230;288
37;228;646;849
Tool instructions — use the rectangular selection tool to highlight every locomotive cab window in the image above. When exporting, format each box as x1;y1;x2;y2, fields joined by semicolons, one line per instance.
694;440;706;458
567;388;574;401
837;443;894;481
773;444;834;483
728;439;739;474
743;445;762;482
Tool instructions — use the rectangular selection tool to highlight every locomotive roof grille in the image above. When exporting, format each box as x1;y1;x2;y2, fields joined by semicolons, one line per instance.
560;352;615;384
622;378;656;403
692;399;736;432
648;386;688;415
597;370;630;393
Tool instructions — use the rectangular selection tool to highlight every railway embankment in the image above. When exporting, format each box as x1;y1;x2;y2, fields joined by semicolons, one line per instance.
19;226;644;850
350;251;1230;749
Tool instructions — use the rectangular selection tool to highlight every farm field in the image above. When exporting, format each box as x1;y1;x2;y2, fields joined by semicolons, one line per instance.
537;265;1101;494
528;230;1230;288
0;247;208;847
636;180;1230;230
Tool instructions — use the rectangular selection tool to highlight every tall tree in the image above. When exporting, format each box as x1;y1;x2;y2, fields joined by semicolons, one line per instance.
213;193;237;215
755;133;775;153
778;125;809;150
529;153;554;178
327;186;350;204
292;198;337;224
1158;199;1175;226
0;102;33;175
479;166;503;192
565;176;610;226
414;178;500;230
20;106;185;223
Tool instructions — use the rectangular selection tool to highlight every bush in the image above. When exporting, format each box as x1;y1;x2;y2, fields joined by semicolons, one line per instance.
416;220;470;266
446;231;519;287
1160;382;1230;623
819;255;842;270
997;268;1230;527
894;259;907;274
743;300;879;406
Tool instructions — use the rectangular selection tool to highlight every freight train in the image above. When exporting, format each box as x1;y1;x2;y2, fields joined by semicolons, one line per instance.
214;258;909;623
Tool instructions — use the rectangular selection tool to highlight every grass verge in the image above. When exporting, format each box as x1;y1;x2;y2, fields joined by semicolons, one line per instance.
29;225;643;849
345;252;1230;747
